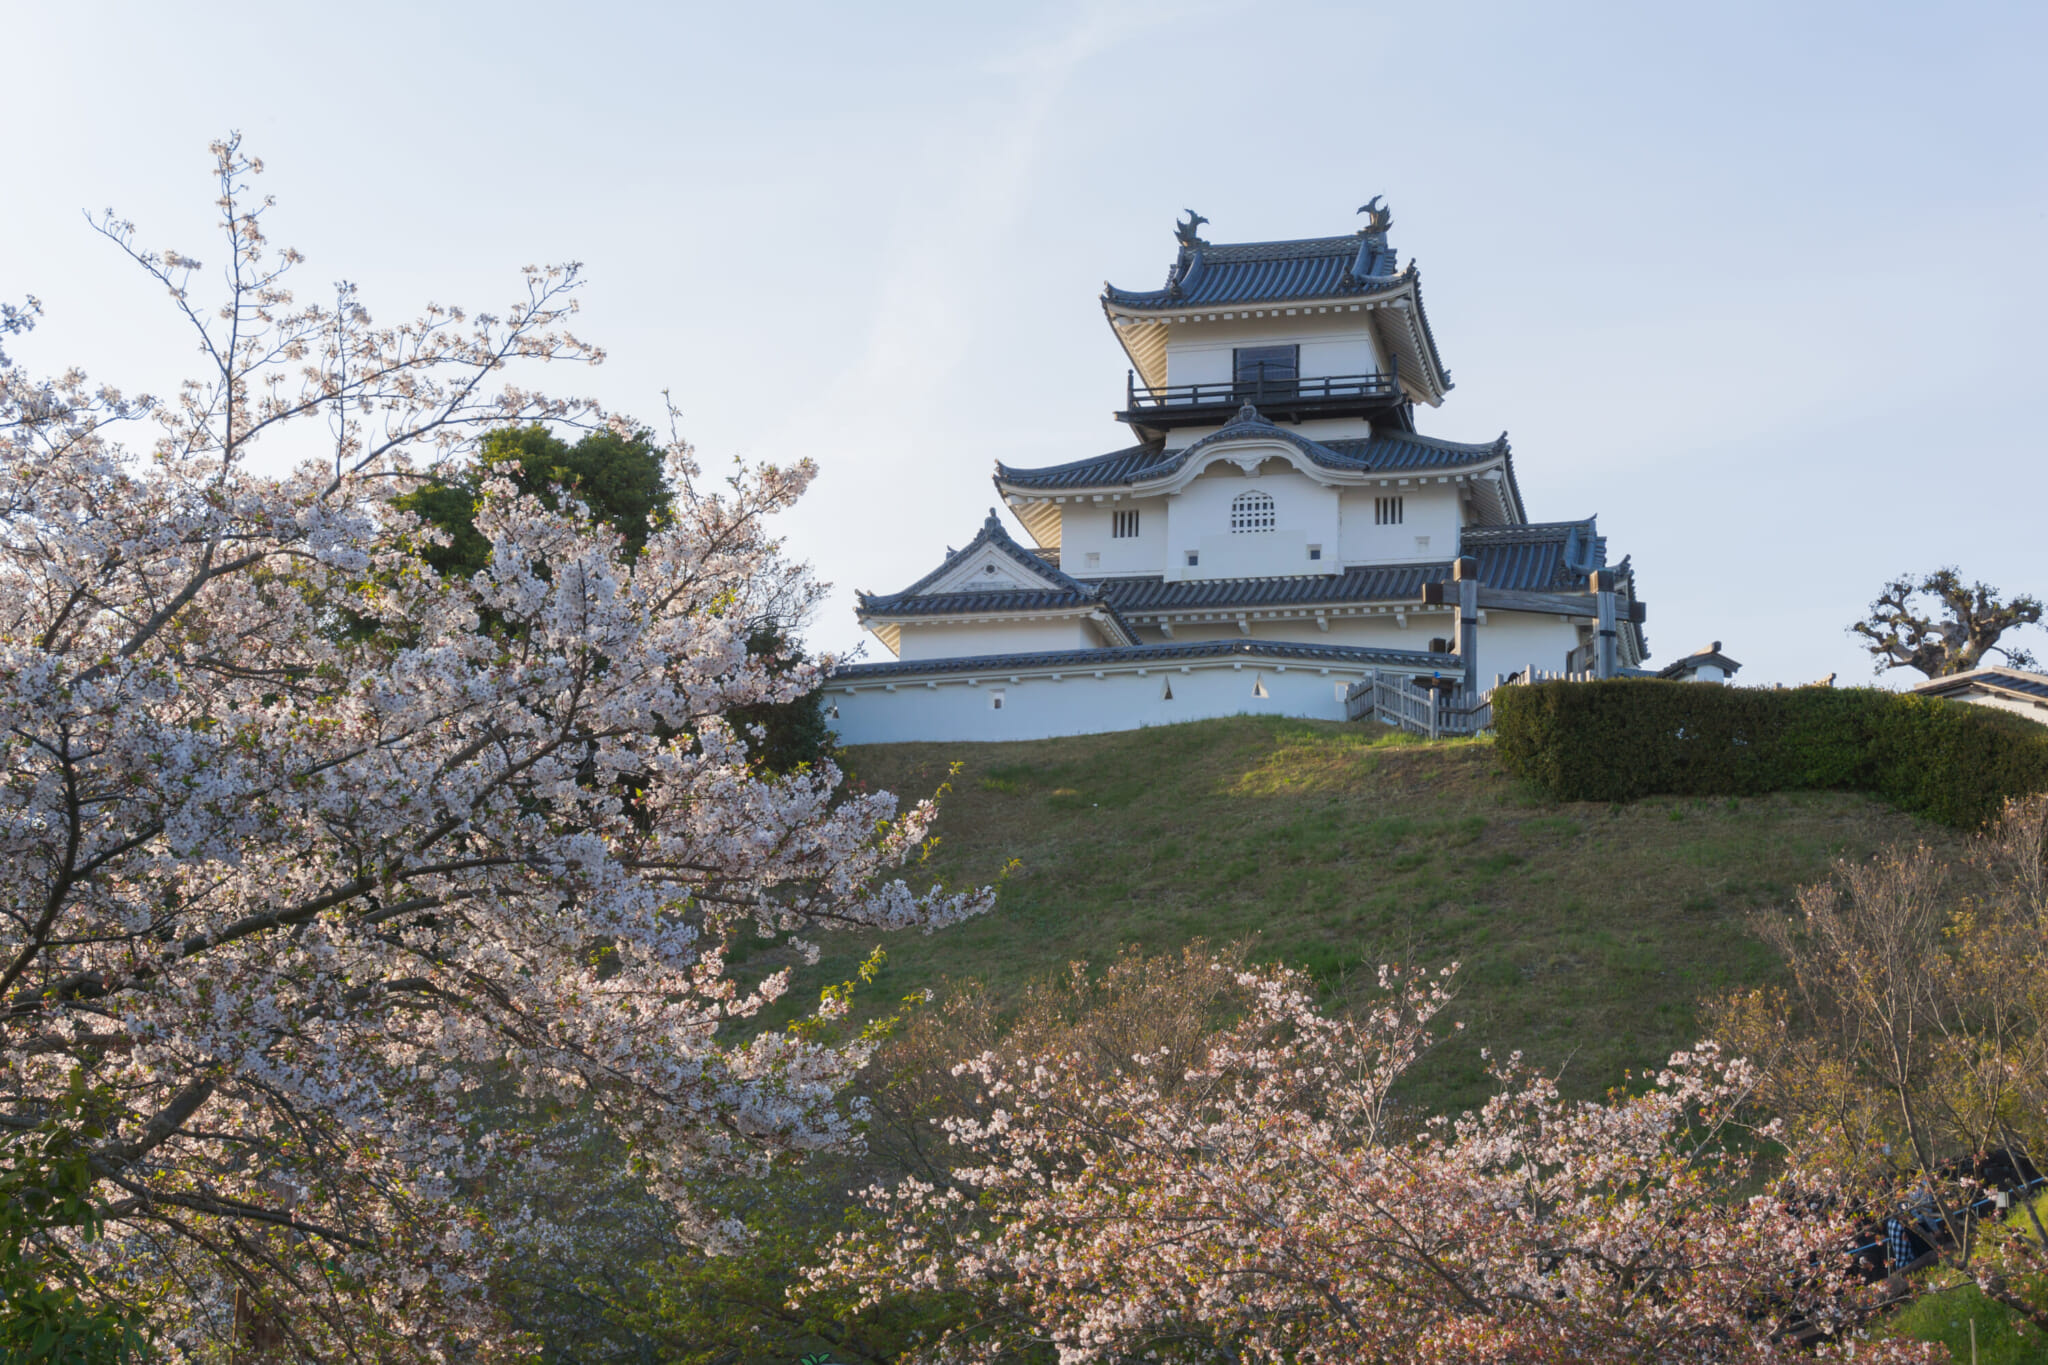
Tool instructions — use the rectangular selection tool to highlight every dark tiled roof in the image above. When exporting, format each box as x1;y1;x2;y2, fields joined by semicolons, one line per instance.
1095;565;1442;612
830;637;1456;682
1104;233;1406;310
862;590;1094;617
1461;521;1608;591
993;407;1507;491
1087;522;1605;615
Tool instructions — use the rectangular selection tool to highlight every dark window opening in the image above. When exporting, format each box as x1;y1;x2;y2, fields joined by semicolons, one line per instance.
1234;344;1299;398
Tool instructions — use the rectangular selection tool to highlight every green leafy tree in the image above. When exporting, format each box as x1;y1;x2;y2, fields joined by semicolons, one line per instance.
398;422;673;575
1851;567;2043;678
0;1074;152;1364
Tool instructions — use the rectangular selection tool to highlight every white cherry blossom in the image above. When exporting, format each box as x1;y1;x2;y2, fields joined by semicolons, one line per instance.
0;136;987;1359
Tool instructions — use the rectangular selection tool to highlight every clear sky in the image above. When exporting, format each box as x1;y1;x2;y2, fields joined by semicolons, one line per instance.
5;0;2044;685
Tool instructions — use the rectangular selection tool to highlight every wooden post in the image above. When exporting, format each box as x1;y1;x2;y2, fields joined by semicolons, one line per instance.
1590;569;1618;679
1454;556;1480;699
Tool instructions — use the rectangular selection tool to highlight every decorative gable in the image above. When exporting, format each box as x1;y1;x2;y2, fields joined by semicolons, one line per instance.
923;543;1065;595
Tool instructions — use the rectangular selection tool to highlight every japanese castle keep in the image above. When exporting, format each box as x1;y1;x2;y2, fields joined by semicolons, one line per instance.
827;203;1649;744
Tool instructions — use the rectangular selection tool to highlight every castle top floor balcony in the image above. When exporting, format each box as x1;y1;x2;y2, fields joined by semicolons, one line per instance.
1117;363;1405;432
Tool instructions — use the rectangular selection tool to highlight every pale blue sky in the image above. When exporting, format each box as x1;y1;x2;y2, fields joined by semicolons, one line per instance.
5;1;2043;684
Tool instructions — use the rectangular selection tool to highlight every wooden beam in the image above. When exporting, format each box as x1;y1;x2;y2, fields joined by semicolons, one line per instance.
1471;587;1601;618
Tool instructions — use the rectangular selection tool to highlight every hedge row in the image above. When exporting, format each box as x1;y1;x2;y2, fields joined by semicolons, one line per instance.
1490;680;2048;830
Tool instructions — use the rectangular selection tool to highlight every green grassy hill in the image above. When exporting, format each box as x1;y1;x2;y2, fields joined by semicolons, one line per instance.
781;716;1951;1109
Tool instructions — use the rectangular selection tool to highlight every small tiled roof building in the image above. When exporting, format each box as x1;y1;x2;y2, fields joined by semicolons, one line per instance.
1910;667;2048;724
830;204;1653;743
1657;643;1743;683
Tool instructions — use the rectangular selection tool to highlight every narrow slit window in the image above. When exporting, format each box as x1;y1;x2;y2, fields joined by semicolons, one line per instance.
1230;491;1276;533
1376;495;1404;525
989;689;1005;711
1161;677;1174;701
1111;509;1140;539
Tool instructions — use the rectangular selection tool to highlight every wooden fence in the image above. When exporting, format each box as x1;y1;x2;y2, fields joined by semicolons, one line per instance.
1345;667;1607;739
1345;673;1492;739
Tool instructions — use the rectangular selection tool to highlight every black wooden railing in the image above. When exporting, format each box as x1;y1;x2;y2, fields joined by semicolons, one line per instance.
1123;366;1400;414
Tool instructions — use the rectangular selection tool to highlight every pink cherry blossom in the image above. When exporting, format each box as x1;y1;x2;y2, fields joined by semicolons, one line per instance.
815;959;1935;1365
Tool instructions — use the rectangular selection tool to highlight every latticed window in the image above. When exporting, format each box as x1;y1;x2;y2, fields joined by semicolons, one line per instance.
1230;490;1276;533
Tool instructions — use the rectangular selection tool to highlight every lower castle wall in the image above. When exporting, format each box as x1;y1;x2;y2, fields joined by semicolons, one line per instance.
828;660;1366;745
828;610;1590;745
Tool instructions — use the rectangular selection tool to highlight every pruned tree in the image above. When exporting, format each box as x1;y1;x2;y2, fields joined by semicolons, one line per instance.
1851;568;2043;677
1714;800;2048;1333
0;136;987;1359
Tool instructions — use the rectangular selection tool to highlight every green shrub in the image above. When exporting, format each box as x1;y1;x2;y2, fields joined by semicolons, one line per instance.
1492;680;2048;829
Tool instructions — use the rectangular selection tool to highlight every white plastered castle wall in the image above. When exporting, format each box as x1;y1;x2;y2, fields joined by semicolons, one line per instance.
828;659;1375;745
1166;464;1338;581
1337;486;1459;564
1466;612;1583;684
1161;315;1386;387
894;618;1098;661
1058;496;1168;577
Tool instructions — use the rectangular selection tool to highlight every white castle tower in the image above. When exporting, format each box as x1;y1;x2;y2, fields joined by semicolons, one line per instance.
828;202;1647;743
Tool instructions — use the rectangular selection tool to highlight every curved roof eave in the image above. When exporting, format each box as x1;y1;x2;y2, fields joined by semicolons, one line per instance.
993;413;1510;499
1099;271;1413;314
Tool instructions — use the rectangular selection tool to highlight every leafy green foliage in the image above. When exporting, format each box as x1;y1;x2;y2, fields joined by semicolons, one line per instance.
1493;680;2048;829
398;423;673;575
728;625;839;777
1882;1273;2048;1365
0;1074;151;1363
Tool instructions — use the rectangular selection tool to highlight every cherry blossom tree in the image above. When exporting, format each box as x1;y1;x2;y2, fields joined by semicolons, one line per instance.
816;959;1934;1365
0;136;987;1359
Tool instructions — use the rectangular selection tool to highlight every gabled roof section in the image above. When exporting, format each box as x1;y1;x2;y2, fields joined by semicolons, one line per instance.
995;406;1520;519
855;510;1139;651
859;509;1094;606
1657;643;1743;681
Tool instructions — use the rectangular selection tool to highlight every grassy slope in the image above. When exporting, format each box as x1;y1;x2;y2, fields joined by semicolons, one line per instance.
776;716;1951;1110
